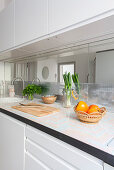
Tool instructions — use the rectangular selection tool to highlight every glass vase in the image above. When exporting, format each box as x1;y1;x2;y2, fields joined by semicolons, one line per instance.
28;94;33;100
63;89;71;108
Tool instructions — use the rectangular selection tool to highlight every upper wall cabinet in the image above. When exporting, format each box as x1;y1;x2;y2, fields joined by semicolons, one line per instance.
0;0;14;52
15;0;48;46
48;0;114;34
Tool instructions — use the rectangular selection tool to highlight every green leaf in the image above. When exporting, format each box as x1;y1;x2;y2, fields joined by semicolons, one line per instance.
22;84;43;99
63;72;72;90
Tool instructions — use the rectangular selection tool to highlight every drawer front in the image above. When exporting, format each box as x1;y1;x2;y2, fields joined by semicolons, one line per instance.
25;152;49;170
104;163;114;170
25;139;77;170
25;126;103;170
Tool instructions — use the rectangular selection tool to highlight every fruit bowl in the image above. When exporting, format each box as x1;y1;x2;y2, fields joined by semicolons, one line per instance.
42;95;57;104
74;106;106;123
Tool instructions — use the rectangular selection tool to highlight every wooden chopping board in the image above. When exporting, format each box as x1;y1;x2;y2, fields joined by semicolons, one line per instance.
12;103;60;117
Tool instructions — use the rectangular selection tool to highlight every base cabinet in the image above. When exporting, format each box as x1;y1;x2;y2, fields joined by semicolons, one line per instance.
104;163;114;170
0;113;25;170
0;113;113;170
25;152;50;170
25;126;103;170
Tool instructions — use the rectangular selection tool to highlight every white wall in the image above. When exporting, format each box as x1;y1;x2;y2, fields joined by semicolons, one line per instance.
14;61;37;81
37;58;57;82
96;50;114;83
0;62;5;81
28;61;37;81
0;62;12;81
4;62;12;81
58;54;89;83
37;53;89;83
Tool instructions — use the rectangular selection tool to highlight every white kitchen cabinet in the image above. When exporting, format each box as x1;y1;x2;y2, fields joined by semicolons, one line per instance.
104;163;114;170
25;125;103;170
48;0;114;34
0;113;25;170
15;0;48;46
25;152;50;170
0;0;14;52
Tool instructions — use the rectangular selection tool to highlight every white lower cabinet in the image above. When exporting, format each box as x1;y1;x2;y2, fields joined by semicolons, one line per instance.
25;152;50;170
104;163;114;170
0;113;113;170
0;113;25;170
25;125;103;170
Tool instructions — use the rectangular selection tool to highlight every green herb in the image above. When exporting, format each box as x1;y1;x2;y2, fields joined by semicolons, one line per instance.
23;84;42;100
72;73;80;94
63;72;72;106
63;72;72;90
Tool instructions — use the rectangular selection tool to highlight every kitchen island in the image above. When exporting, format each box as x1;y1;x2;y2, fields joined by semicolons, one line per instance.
0;98;114;170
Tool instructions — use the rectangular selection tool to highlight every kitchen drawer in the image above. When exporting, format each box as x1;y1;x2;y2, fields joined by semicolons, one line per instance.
104;163;114;170
25;152;49;170
25;126;103;170
25;138;76;170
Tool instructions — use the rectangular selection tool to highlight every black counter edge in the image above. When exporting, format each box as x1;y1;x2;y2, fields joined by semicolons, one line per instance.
0;108;114;167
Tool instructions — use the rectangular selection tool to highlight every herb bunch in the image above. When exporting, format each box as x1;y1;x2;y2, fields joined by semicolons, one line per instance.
63;72;72;91
23;84;42;100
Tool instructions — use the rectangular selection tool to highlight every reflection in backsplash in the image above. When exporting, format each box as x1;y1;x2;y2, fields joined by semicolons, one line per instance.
0;37;114;112
1;80;114;112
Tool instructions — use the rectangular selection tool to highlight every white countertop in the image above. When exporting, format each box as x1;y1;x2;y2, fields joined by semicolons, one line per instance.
0;98;114;156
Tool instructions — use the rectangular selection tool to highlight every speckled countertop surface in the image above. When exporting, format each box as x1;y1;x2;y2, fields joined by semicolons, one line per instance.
0;98;114;157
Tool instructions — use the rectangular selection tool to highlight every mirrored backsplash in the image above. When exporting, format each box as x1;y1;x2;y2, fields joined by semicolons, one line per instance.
0;80;114;112
0;36;114;112
1;37;114;84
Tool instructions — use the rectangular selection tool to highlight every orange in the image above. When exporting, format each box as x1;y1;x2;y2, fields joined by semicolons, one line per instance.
88;108;100;114
76;101;89;113
89;104;100;110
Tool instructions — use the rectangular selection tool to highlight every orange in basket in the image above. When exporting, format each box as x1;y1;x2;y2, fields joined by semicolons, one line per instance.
75;101;89;113
74;101;107;123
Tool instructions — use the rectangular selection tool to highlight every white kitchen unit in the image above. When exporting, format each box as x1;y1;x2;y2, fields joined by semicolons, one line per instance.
25;125;103;170
48;0;114;34
104;163;114;170
0;0;14;52
0;113;25;170
15;0;48;46
0;0;113;53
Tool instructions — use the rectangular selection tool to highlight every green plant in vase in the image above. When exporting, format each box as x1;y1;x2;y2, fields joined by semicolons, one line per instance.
23;84;42;100
63;72;72;107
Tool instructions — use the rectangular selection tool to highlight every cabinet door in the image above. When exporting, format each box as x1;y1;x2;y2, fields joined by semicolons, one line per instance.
48;0;114;34
104;163;114;170
15;0;48;46
25;139;77;170
0;0;14;52
25;126;103;170
0;113;25;170
25;152;50;170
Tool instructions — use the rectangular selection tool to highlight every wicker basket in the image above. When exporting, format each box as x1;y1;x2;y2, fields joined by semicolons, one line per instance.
74;106;106;123
42;96;57;104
